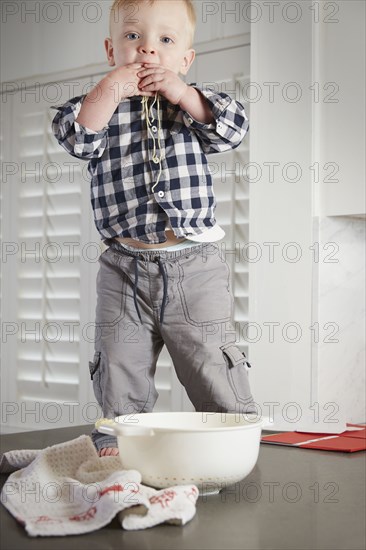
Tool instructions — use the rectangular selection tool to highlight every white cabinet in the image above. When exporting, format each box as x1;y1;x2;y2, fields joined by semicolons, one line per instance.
316;0;365;216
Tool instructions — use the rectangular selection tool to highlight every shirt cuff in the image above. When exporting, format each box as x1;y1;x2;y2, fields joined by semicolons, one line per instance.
74;120;109;136
181;86;238;139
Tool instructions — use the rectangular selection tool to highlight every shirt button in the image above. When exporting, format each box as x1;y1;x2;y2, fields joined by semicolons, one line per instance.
187;117;193;124
158;191;165;198
151;126;157;133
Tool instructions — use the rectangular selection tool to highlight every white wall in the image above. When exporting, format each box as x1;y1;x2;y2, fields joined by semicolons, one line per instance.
314;216;365;425
1;0;109;82
0;0;250;82
249;2;314;430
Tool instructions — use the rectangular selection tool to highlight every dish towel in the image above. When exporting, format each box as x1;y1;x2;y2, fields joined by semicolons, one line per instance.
0;435;199;536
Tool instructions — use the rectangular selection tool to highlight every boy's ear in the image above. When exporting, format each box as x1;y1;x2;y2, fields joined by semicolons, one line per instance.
105;38;116;67
179;49;195;76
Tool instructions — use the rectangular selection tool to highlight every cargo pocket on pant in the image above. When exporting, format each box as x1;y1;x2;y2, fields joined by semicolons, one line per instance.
220;343;253;405
89;350;103;409
89;351;101;381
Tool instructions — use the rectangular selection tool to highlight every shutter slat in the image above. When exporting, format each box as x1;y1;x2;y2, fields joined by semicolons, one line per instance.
18;297;80;319
17;341;81;355
18;257;81;277
18;359;79;383
19;380;79;402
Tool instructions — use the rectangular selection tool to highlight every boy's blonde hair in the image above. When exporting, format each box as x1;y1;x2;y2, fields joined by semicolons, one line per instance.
109;0;196;47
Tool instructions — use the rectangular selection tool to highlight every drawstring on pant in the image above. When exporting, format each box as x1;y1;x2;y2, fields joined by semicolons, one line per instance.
133;257;143;324
155;257;168;324
132;256;168;325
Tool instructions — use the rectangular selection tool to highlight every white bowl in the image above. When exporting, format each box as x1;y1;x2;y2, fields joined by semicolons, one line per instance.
97;412;273;495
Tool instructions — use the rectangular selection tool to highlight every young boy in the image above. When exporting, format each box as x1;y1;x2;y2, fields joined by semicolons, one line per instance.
51;0;256;456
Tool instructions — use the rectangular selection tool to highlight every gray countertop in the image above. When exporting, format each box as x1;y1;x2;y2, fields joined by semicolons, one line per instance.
0;424;365;550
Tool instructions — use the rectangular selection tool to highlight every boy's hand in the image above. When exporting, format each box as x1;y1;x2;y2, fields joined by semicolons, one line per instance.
75;63;156;132
106;63;155;101
137;64;188;105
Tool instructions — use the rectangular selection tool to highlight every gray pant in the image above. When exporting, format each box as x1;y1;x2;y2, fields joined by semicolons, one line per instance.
90;239;256;451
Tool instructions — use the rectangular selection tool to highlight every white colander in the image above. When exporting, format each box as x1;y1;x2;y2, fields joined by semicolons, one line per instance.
97;412;273;495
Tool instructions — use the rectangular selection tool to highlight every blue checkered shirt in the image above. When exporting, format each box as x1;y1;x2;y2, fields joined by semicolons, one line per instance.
51;85;249;244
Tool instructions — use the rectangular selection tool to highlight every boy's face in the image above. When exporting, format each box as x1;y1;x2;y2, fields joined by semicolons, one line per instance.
105;0;195;75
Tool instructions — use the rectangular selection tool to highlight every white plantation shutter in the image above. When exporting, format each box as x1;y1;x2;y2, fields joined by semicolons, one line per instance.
17;104;80;404
231;73;250;334
207;124;250;358
1;76;105;431
0;73;187;432
0;97;4;400
1;89;19;431
191;46;252;360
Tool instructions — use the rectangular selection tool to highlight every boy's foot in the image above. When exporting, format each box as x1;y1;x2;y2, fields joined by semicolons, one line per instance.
98;447;119;457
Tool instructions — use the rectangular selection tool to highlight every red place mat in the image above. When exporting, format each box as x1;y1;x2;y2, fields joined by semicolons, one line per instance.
261;423;366;453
